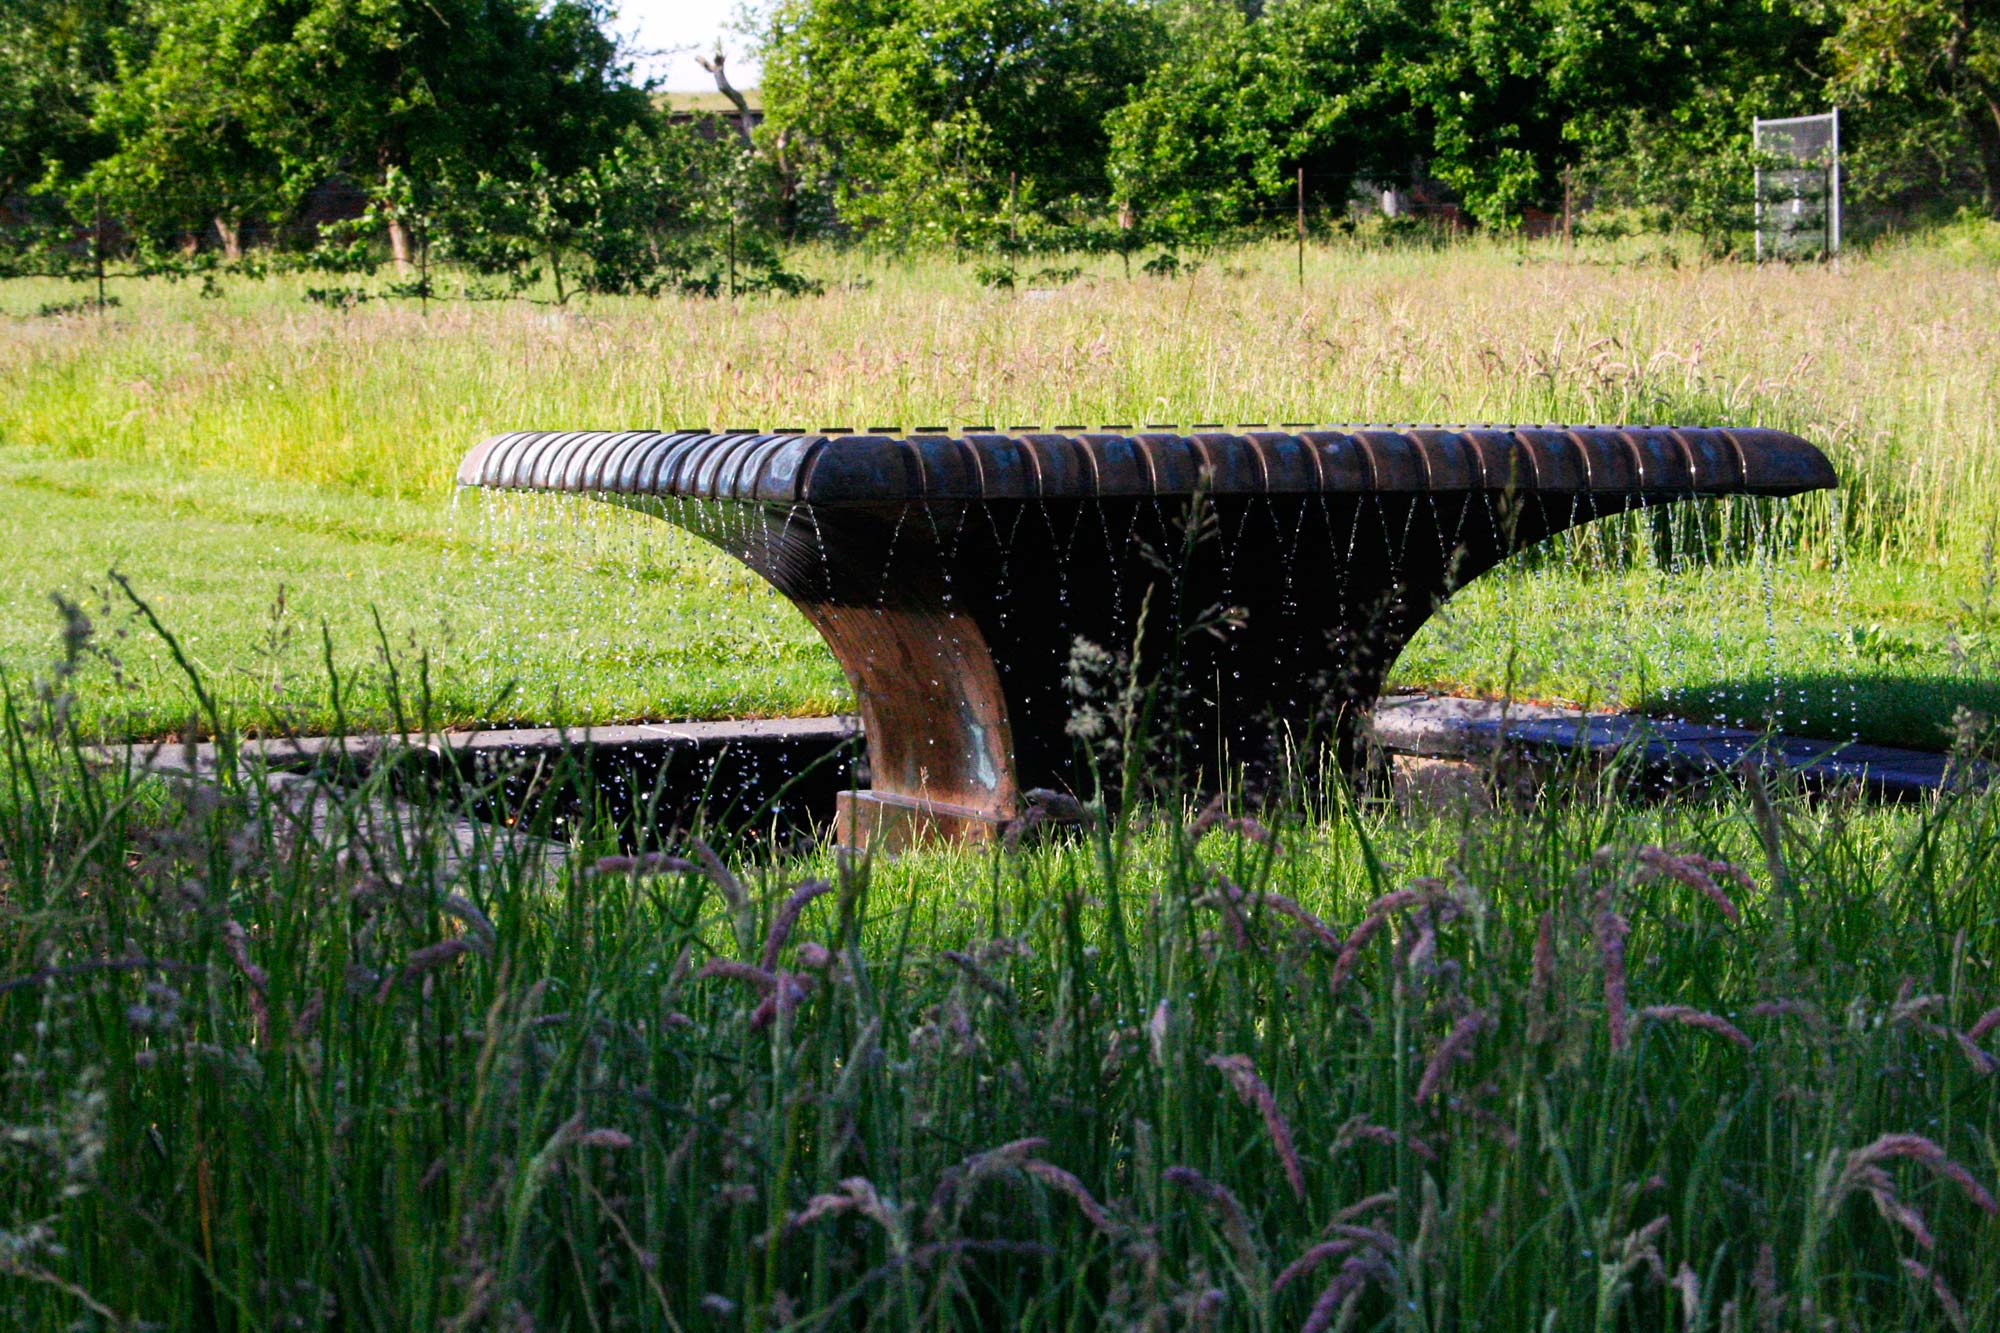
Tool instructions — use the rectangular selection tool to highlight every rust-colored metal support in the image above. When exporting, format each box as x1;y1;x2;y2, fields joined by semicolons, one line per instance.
458;427;1836;847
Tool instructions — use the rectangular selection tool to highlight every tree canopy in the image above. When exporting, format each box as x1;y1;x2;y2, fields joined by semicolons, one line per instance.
758;0;1166;244
3;0;1996;273
1826;0;2000;209
14;0;656;259
0;0;132;197
758;0;1998;237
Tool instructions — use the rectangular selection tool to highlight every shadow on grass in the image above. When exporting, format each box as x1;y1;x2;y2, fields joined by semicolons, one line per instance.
1648;670;2000;752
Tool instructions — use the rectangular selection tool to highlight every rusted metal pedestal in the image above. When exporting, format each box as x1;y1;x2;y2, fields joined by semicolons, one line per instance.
458;426;1835;847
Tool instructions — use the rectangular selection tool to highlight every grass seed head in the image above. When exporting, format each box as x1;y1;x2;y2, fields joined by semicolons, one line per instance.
1617;1214;1669;1283
1415;1011;1490;1103
1750;1241;1782;1329
1846;1163;1937;1248
747;973;814;1030
1635;845;1745;923
440;893;497;951
584;852;694;880
1022;1159;1118;1235
1840;1133;1999;1216
1670;1262;1701;1325
1528;909;1557;1044
760;878;832;970
941;950;1014;1005
927;1137;1047;1229
1901;1259;1970;1333
1301;1253;1390;1333
697;959;777;992
1595;910;1631;1052
789;1177;903;1240
1889;980;1944;1026
1333;1117;1437;1162
1953;1031;2000;1074
220;919;271;1042
1164;1166;1259;1270
377;938;473;1003
289;990;323;1042
1273;1239;1354;1293
1330;1191;1398;1225
1205;1052;1305;1201
1330;914;1390;994
689;836;756;957
1747;999;1819;1021
1637;1005;1752;1051
1253;891;1342;951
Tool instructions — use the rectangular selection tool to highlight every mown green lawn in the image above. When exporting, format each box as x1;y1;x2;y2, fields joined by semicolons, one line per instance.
0;444;845;738
5;439;1996;749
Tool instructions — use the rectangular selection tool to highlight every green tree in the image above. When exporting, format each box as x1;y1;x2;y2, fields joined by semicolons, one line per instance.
1410;0;1828;226
1106;0;1427;240
758;0;1165;245
84;0;654;265
79;0;295;259
432;127;783;301
1826;0;2000;216
1109;0;1830;232
0;0;134;197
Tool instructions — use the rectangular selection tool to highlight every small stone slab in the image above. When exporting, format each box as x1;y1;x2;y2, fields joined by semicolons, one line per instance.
93;737;569;883
94;716;863;860
1370;694;1985;798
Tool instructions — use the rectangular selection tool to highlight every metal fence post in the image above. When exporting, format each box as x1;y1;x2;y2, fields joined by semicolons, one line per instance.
93;190;107;313
1295;167;1305;287
417;179;430;315
1562;165;1573;249
1753;116;1764;262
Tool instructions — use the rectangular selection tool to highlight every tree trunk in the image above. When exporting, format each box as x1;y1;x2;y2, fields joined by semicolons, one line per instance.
379;144;413;270
773;125;800;234
386;214;413;270
698;48;756;145
213;217;243;261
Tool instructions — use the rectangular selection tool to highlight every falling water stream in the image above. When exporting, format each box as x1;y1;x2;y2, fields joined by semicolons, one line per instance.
436;473;1861;811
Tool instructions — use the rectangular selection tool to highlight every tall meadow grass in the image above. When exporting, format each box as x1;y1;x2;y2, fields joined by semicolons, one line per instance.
1;609;1998;1329
2;238;1997;566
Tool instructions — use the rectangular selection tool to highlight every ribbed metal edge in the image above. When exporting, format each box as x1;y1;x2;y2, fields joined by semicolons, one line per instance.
457;426;1837;504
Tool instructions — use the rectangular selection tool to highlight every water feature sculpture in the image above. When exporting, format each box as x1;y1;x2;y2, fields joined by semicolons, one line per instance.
459;426;1836;845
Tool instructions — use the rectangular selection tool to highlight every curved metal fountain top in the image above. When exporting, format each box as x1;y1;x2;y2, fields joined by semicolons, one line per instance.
458;426;1836;504
459;422;1837;848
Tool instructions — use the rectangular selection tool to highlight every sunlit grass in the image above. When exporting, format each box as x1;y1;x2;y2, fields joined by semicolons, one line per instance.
0;446;845;739
4;237;1996;562
2;232;1997;745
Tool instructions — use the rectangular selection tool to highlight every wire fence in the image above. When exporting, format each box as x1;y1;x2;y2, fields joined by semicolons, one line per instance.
0;159;1980;312
0;172;815;307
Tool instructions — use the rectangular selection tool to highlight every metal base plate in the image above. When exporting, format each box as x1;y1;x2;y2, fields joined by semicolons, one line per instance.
834;790;1013;851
